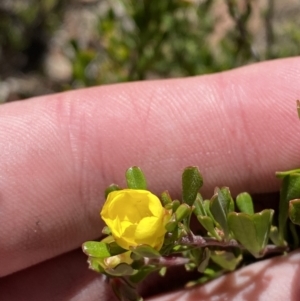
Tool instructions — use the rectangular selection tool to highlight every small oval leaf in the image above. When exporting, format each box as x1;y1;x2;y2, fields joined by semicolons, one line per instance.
130;266;155;283
193;193;206;217
236;192;254;214
197;215;221;240
165;216;177;232
105;184;121;198
130;244;161;258
210;187;232;239
108;241;127;256
111;277;142;301
161;190;172;205
253;209;274;250
107;263;135;276
269;226;281;246
197;247;210;273
87;257;105;273
172;200;181;212
125;166;147;190
82;241;111;258
182;166;203;206
210;250;242;271
175;203;191;221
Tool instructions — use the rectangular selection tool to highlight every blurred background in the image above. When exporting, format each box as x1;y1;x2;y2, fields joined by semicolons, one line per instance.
0;0;299;102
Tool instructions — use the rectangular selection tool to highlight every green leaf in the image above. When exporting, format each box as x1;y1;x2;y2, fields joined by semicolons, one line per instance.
229;197;235;213
185;262;196;271
131;257;144;270
220;187;235;213
189;248;202;265
171;200;181;212
125;166;147;190
276;169;300;179
253;210;274;250
159;267;167;276
130;251;142;261
193;193;206;216
108;242;127;256
101;226;111;235
105;184;121;198
197;215;221;240
269;226;281;246
87;257;105;273
236;192;254;214
289;199;300;225
278;173;300;244
228;209;274;257
203;200;215;221
197;247;211;273
107;263;135;276
82;241;111;258
130;244;161;258
175;203;191;221
111;277;143;301
210;187;232;239
182;166;203;206
228;213;260;257
165;216;177;232
161;190;172;205
210;250;242;271
130;266;156;283
172;244;191;252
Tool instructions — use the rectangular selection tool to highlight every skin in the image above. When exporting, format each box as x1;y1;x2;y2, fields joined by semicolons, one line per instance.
0;57;300;300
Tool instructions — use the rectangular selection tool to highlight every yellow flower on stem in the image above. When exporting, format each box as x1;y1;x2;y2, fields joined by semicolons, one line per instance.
101;189;171;251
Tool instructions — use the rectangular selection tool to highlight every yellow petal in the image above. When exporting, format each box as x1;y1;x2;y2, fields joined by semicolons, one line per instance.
135;216;164;247
115;224;137;250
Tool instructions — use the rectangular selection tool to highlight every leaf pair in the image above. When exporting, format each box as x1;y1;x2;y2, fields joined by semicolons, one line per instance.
165;203;192;232
209;190;273;258
209;187;234;240
194;192;222;241
182;167;227;240
194;187;274;257
276;170;300;244
194;187;234;241
228;209;274;257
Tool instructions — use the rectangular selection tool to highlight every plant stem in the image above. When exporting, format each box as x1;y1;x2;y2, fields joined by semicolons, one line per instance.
180;233;289;255
146;256;190;267
180;233;243;248
260;244;289;256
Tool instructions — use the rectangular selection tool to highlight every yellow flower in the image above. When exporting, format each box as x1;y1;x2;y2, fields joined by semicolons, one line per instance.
101;189;171;251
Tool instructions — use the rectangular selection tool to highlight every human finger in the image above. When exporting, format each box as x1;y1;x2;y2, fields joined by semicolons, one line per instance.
1;57;300;276
0;249;116;301
147;250;300;301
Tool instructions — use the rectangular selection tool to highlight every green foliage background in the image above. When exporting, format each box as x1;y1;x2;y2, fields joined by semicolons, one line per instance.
0;0;300;101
